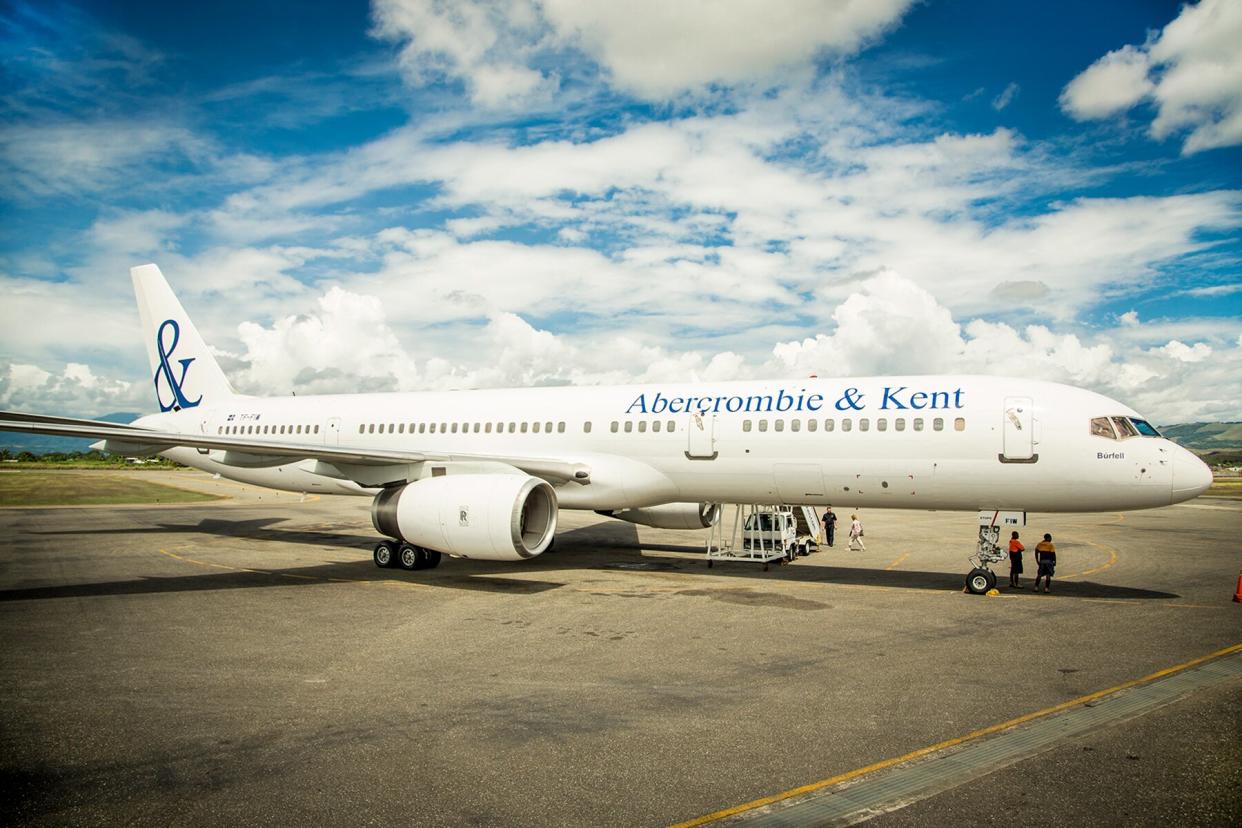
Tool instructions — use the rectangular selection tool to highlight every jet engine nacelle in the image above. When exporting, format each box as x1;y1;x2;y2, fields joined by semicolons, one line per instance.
600;502;721;530
371;473;557;561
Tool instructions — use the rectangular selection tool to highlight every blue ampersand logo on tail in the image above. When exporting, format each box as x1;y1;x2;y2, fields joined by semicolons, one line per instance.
153;319;202;412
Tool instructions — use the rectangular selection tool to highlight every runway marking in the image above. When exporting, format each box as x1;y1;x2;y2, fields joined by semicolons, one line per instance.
669;641;1242;827
1058;538;1119;580
884;552;910;571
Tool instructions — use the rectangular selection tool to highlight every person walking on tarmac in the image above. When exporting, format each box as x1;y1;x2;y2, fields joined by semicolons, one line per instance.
821;506;838;547
1008;531;1025;588
1033;533;1056;593
848;514;865;551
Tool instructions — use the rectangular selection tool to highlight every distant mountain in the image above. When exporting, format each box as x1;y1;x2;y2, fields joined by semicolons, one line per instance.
1160;422;1242;451
1;412;142;455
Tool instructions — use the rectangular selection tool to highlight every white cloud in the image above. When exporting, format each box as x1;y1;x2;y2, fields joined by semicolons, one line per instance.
0;361;141;416
1059;45;1153;120
1060;0;1242;153
540;0;914;99
0;120;212;197
1155;340;1212;363
370;0;914;104
992;82;1020;111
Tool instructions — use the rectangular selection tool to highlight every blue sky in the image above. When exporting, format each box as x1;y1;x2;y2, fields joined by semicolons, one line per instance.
1;0;1239;422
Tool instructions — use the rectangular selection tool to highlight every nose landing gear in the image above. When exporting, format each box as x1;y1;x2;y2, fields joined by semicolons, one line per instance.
965;510;1024;595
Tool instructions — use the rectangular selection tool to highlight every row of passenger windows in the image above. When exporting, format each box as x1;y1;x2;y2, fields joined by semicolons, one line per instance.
220;417;966;438
219;423;319;436
741;416;964;433
361;421;569;435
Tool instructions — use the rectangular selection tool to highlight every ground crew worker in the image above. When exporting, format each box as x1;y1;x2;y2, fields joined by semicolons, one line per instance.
1033;533;1056;593
1008;531;1025;589
821;506;838;547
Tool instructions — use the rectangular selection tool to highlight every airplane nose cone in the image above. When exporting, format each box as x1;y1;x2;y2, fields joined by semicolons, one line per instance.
1171;447;1212;503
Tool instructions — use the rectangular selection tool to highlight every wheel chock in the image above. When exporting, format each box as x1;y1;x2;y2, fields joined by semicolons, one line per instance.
986;588;1001;597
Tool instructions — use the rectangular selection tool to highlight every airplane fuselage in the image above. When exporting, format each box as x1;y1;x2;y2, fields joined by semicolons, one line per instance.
150;375;1208;513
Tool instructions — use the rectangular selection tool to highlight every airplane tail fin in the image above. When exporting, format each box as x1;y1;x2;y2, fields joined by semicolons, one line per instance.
131;263;235;412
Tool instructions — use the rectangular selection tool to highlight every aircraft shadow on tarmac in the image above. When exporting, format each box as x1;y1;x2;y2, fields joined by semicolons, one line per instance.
6;516;1179;603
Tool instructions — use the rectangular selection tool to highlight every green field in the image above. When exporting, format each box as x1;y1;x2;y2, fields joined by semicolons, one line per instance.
1205;478;1242;500
0;471;222;507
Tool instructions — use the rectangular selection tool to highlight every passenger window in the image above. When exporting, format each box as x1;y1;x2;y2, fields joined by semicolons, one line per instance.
895;418;905;432
624;421;633;433
638;421;647;433
743;420;752;432
859;418;869;432
877;418;887;432
842;419;852;432
419;424;426;433
521;422;529;433
545;422;553;433
653;420;661;433
583;422;592;433
508;422;516;433
913;418;924;432
758;420;768;432
297;425;303;434
791;419;801;432
611;421;618;433
558;422;565;433
933;418;944;431
485;423;492;434
825;419;835;432
368;424;375;434
359;424;365;434
441;422;447;432
954;417;966;432
667;420;675;432
807;419;817;432
313;425;319;434
774;420;784;432
451;423;458;433
533;422;541;434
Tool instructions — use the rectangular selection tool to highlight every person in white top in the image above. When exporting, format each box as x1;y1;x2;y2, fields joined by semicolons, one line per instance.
848;514;865;551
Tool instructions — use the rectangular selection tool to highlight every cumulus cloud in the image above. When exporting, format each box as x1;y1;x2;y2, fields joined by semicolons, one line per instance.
371;0;914;104
1060;0;1242;153
540;0;914;98
0;360;142;415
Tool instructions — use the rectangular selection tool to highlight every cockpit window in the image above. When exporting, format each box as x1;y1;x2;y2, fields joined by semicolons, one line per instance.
1130;418;1161;437
1090;417;1117;439
1111;417;1139;438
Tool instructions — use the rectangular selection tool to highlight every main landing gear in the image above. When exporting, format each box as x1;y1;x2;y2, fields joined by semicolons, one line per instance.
373;540;442;571
964;510;1025;595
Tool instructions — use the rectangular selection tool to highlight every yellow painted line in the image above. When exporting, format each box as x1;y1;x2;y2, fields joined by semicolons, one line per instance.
1059;538;1119;580
884;552;910;571
669;641;1242;827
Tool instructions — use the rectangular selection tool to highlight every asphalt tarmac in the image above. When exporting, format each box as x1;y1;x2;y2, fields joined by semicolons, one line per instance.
1;470;1239;826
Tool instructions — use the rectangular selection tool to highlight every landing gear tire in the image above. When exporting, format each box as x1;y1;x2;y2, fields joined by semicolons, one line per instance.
373;541;397;568
398;543;423;571
966;567;996;595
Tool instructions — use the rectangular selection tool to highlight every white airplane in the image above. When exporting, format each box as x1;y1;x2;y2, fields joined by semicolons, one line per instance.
0;265;1212;591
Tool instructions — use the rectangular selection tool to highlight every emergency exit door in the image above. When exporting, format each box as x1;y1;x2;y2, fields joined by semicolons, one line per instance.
1000;396;1036;462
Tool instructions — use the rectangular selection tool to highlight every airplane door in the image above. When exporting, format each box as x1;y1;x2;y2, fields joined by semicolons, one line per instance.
1001;396;1036;462
325;417;341;446
686;413;717;460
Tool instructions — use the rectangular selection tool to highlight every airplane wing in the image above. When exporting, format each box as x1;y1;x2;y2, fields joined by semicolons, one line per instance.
0;411;591;485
